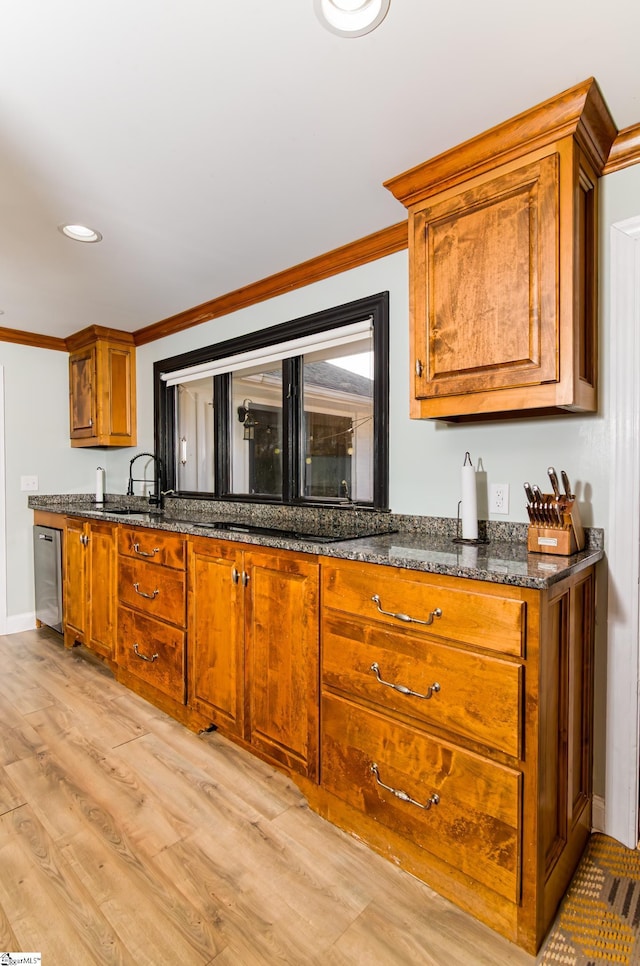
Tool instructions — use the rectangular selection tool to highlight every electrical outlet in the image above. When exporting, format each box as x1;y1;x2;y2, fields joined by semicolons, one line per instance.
20;475;39;491
490;482;509;514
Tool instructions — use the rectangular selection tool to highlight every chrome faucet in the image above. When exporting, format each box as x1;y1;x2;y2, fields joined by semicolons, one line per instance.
126;452;172;509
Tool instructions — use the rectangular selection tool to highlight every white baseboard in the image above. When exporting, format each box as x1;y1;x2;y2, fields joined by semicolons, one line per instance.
592;794;606;834
5;611;36;635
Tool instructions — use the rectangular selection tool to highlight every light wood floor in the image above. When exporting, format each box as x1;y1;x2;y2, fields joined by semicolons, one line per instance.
0;627;538;965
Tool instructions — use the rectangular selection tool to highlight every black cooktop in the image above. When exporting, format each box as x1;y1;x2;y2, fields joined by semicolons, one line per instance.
195;520;397;544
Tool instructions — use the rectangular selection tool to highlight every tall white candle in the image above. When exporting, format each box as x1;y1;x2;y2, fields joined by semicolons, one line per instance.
96;466;104;504
461;452;478;540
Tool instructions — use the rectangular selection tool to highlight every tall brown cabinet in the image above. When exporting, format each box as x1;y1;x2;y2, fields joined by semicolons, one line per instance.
384;77;616;421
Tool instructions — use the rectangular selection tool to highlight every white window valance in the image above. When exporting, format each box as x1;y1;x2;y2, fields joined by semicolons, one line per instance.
161;317;372;387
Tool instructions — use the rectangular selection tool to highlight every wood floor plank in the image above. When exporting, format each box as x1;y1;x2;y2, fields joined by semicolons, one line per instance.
146;717;303;820
0;669;55;715
0;898;21;955
60;829;222;965
0;765;26;815
8;706;182;855
159;828;339;964
0;805;131;965
0;714;45;767
16;652;150;751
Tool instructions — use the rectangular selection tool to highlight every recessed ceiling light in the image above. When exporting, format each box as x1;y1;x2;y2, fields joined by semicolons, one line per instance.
314;0;390;37
58;224;103;243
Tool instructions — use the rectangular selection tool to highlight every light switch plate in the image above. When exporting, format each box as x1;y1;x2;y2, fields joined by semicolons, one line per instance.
20;475;38;491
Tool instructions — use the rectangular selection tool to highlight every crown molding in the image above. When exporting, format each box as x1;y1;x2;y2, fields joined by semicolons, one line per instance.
603;123;640;175
65;325;136;353
134;221;408;346
384;77;617;209
0;327;67;352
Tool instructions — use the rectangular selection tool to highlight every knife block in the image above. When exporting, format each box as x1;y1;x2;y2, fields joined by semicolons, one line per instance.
527;494;585;556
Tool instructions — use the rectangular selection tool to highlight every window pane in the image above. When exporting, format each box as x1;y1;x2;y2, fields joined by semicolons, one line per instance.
230;364;283;498
175;378;215;492
301;335;374;502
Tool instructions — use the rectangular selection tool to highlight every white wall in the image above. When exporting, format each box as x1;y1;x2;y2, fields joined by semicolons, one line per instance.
0;343;121;627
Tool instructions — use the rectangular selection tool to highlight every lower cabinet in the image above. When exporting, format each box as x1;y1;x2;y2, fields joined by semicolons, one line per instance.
318;558;596;955
63;516;117;660
188;536;320;781
54;512;596;954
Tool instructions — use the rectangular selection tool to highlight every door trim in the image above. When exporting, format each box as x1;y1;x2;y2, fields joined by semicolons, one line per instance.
606;214;640;847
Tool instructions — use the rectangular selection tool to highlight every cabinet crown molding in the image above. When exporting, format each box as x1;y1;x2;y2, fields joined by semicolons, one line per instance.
384;77;617;209
66;325;136;352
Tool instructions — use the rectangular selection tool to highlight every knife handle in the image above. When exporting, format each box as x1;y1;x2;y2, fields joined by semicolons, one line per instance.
524;482;535;505
561;470;573;499
547;467;561;500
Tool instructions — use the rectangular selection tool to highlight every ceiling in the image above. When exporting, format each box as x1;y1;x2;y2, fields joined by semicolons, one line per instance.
2;0;639;342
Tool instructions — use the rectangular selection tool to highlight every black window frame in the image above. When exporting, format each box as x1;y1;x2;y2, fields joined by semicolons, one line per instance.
154;291;389;509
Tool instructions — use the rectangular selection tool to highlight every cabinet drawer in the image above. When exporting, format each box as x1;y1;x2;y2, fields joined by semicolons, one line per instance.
322;563;525;656
118;558;186;626
321;693;521;902
323;613;522;757
118;606;186;702
119;527;186;570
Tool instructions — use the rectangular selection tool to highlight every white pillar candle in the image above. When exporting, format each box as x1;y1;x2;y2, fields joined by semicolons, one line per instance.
461;453;478;540
96;466;105;504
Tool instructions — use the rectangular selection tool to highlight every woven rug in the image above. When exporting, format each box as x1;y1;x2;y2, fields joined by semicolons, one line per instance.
539;833;640;964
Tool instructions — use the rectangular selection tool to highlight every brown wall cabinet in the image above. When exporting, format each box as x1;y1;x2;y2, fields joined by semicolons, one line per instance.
188;537;320;781
384;78;616;420
68;326;137;447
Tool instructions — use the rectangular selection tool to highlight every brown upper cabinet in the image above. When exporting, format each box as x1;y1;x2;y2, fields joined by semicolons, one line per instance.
384;78;617;421
68;326;137;446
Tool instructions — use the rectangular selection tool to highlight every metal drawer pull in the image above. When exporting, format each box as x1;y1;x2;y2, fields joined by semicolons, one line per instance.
133;643;159;663
133;582;159;600
132;543;160;557
370;662;440;700
371;594;442;626
370;763;440;811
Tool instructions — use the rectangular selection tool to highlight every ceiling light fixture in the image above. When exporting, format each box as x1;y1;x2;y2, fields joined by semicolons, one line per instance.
58;224;103;243
314;0;390;37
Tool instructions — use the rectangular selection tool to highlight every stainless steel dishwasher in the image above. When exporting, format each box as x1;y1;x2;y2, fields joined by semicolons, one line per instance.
33;524;63;633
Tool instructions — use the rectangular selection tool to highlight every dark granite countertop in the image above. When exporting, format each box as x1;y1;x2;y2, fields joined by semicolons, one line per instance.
30;494;604;590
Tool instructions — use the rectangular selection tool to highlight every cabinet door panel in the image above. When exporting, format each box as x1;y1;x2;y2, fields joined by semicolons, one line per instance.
87;521;117;659
105;345;133;439
69;348;96;438
188;540;245;736
413;154;558;400
246;551;319;780
64;518;87;639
